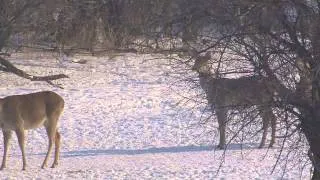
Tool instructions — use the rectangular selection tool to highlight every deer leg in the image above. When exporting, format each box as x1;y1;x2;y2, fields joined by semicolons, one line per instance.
16;129;26;170
269;111;277;148
216;109;227;149
51;131;61;168
42;126;55;169
259;109;270;148
0;130;12;170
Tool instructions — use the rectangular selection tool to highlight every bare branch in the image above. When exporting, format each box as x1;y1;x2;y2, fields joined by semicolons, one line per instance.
0;56;68;88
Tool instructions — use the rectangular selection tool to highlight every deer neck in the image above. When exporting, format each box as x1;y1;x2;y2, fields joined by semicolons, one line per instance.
198;71;211;77
198;71;216;91
197;64;212;77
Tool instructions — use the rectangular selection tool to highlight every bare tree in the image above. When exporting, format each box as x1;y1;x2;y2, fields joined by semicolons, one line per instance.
0;0;68;86
179;0;320;179
137;0;320;178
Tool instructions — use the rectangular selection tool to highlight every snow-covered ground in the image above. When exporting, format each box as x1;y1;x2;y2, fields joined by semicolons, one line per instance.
0;52;312;179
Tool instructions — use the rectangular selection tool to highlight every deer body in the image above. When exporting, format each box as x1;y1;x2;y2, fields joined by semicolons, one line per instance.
0;91;64;170
192;52;276;149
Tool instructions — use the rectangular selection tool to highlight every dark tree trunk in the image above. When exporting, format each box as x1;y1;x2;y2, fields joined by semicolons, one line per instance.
301;111;320;180
308;136;320;180
0;26;11;52
309;137;320;180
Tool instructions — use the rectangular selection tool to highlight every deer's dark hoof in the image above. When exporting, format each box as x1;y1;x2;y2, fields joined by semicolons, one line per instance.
258;143;265;149
51;162;58;168
268;143;274;148
217;144;226;150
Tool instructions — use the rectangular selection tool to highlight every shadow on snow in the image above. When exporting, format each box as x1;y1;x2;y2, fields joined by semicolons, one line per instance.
56;143;259;158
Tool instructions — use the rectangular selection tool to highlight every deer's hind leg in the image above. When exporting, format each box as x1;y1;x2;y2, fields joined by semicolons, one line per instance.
216;108;227;149
259;106;276;148
42;124;55;169
0;130;12;170
42;115;61;169
52;130;61;168
259;108;269;148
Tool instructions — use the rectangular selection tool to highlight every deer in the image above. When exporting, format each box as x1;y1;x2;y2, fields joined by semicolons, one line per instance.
0;91;64;170
191;51;277;149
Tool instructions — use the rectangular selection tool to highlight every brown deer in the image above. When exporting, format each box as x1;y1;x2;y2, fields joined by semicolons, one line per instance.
0;91;64;170
191;51;277;149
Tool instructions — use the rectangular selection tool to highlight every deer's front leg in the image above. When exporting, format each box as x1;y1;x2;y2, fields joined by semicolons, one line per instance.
216;109;227;149
269;112;277;148
16;129;26;170
1;130;12;170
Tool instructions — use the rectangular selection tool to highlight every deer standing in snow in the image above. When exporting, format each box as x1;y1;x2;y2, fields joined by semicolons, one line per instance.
0;91;64;170
191;51;277;149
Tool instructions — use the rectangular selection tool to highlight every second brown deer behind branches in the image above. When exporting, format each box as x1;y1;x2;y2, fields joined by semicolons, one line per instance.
191;51;277;149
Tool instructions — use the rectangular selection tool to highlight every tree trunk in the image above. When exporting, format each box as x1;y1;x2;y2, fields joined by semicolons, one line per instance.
309;139;320;179
301;112;320;180
309;138;320;180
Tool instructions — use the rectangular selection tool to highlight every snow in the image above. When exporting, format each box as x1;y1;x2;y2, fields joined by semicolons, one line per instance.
0;52;312;179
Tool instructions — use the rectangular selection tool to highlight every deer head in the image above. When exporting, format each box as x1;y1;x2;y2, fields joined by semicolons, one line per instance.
191;51;212;74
